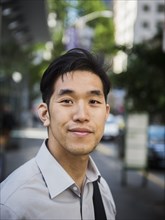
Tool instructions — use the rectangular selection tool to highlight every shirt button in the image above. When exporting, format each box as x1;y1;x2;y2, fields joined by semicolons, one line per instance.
73;186;78;191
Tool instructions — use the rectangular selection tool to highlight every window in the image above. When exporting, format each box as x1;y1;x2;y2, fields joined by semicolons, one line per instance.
143;4;150;12
157;4;165;13
156;21;163;29
142;21;149;28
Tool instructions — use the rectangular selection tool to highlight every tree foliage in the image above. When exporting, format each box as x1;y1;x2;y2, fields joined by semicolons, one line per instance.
0;41;32;76
77;0;115;55
111;33;165;122
77;0;105;17
1;0;115;101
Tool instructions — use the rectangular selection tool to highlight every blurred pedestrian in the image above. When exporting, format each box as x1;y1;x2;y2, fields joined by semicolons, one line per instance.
0;104;15;149
0;48;116;220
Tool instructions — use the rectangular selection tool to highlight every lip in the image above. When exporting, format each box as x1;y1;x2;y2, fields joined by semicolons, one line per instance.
68;127;93;137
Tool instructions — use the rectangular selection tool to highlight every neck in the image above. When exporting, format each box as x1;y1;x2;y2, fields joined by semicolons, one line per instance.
64;156;89;189
48;141;89;189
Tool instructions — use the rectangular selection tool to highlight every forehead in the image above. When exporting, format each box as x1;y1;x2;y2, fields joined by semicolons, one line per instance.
54;70;104;92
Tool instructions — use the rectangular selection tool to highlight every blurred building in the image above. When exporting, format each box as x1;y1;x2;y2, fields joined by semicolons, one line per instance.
1;0;50;127
1;0;50;46
112;0;165;73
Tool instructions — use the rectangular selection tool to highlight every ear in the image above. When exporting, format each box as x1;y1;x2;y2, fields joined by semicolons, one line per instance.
105;104;110;120
37;103;50;127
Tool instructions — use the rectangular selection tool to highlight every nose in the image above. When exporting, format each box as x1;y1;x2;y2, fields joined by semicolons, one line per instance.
73;101;90;122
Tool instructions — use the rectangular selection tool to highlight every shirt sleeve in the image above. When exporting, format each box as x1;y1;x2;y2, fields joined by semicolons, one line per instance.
0;204;19;220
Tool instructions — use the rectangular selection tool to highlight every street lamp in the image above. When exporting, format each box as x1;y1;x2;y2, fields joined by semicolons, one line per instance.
75;10;113;29
64;10;113;50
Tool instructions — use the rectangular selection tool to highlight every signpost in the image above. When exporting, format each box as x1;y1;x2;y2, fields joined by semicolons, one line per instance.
122;113;149;186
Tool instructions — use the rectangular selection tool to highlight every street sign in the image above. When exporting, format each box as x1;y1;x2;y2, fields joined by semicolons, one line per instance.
124;113;149;169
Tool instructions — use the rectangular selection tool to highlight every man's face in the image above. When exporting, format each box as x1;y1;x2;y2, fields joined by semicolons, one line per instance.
38;70;110;157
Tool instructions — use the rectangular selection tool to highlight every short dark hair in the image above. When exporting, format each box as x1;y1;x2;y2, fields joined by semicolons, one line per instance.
40;48;111;105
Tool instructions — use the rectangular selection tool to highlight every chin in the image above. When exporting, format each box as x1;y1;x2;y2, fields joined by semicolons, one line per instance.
68;145;96;156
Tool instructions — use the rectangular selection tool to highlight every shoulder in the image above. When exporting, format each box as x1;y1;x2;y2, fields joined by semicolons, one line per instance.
99;176;111;193
99;177;116;217
1;158;41;204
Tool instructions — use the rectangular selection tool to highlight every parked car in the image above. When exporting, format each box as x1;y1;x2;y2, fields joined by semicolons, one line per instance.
115;115;125;133
102;114;120;140
147;125;165;169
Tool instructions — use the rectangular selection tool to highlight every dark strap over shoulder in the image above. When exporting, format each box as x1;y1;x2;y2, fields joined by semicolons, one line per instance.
93;180;107;220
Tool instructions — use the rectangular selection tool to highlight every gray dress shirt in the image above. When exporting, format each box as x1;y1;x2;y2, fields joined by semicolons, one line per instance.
0;140;116;220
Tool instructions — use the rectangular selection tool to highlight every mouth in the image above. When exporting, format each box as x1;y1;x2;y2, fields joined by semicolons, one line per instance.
68;128;93;137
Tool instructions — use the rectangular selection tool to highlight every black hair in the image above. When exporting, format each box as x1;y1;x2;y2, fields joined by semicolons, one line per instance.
40;48;111;105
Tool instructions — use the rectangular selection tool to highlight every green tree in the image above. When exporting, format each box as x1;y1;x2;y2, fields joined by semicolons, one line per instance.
1;0;115;102
47;0;74;57
0;41;32;76
111;32;165;123
77;0;115;55
48;0;115;57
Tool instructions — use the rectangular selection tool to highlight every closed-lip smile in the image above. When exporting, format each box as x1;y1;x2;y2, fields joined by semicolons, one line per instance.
68;127;93;136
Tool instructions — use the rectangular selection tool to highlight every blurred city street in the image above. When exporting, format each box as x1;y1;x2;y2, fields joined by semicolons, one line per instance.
1;0;165;219
1;127;164;220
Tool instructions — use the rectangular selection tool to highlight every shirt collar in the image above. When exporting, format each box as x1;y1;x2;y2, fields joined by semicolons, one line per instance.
36;140;74;199
35;140;100;198
86;156;101;182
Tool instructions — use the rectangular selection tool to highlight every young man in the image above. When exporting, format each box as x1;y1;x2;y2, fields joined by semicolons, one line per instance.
1;48;116;219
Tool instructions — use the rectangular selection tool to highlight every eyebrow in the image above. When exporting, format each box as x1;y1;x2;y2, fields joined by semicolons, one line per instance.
58;89;74;96
58;89;103;97
88;90;103;97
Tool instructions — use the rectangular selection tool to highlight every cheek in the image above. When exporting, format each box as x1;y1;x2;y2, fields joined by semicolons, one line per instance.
49;109;68;128
95;115;106;131
98;108;108;121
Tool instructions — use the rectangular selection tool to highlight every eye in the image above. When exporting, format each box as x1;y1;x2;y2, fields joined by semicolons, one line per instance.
60;99;73;105
89;99;101;105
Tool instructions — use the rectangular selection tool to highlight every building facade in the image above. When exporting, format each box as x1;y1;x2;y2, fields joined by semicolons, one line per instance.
113;0;165;73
